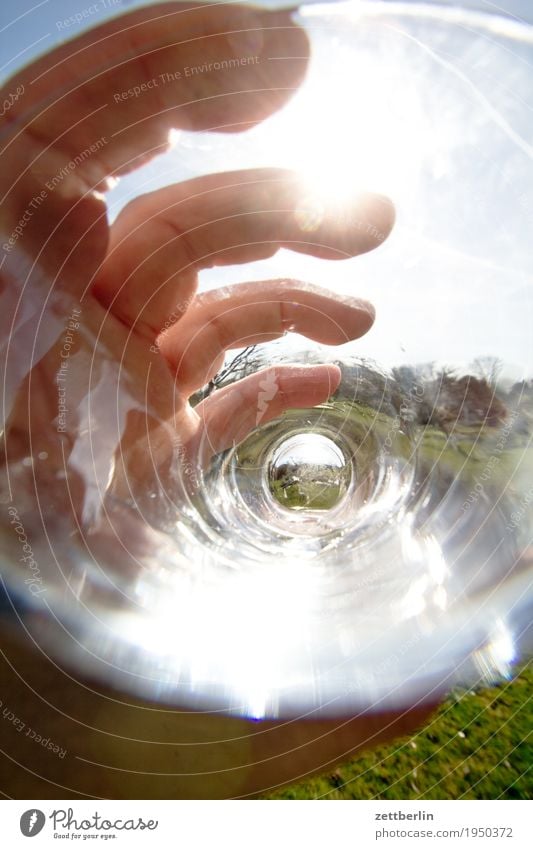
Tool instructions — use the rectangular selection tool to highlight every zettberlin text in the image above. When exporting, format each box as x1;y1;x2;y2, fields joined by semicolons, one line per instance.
375;811;434;821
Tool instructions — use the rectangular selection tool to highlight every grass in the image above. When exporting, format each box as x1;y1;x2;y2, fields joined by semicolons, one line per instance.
263;665;532;799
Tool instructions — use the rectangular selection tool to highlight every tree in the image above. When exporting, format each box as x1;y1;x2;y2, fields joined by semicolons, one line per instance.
471;356;502;389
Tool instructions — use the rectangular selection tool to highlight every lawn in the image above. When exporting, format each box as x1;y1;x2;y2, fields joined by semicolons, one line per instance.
263;664;532;799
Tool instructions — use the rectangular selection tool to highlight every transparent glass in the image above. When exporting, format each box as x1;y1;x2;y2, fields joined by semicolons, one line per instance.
1;0;532;719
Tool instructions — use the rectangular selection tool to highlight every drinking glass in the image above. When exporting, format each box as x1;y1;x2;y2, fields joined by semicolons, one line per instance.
1;0;532;726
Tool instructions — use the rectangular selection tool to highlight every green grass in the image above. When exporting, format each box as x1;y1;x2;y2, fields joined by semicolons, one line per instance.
263;665;532;799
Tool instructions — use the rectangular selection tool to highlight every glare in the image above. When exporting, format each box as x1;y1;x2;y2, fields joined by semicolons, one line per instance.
104;176;120;191
397;527;448;619
255;26;455;216
124;559;319;718
474;618;516;681
167;128;181;149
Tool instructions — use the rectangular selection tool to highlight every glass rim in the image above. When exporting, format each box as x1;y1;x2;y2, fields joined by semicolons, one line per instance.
260;0;533;27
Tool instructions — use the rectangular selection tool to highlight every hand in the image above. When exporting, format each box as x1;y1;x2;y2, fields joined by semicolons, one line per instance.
0;2;433;799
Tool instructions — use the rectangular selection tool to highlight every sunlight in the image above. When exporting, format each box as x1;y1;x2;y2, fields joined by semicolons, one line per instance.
167;127;181;149
261;31;449;216
125;558;319;719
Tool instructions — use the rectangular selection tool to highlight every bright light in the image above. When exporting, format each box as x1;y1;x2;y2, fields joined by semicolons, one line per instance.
125;558;319;719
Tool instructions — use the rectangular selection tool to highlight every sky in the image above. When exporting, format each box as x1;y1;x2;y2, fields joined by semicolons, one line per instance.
1;0;532;76
1;0;532;376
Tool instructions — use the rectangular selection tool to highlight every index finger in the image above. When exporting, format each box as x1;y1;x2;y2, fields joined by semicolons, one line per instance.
0;2;309;290
160;280;375;394
1;2;308;175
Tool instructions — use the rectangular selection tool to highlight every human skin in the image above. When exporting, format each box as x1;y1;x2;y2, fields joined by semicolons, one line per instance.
0;2;435;798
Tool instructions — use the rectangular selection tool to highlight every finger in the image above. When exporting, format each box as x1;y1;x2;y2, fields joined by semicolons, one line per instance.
0;3;309;287
158;280;374;394
194;363;341;456
93;168;394;335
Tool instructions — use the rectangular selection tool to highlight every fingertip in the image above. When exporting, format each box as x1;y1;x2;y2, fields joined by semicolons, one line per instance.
350;298;376;336
376;194;396;240
322;363;342;395
355;192;396;253
325;296;376;344
285;362;341;400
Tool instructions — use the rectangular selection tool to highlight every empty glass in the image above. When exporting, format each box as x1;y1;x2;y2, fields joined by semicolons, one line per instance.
1;0;532;720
